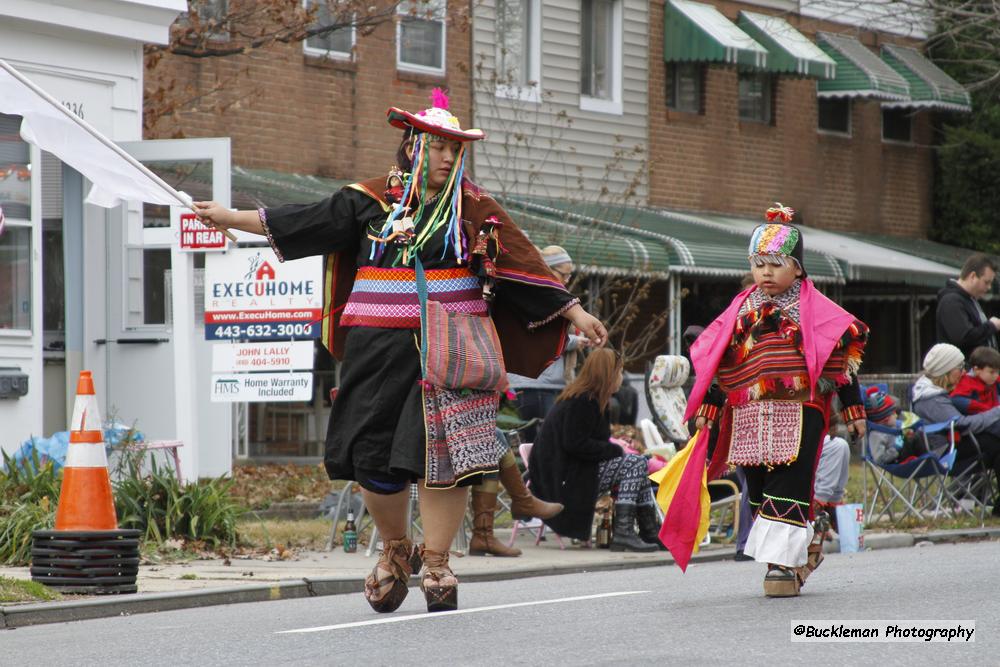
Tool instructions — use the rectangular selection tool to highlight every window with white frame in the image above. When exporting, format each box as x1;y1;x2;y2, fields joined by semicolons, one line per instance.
495;0;540;99
0;113;33;332
580;0;621;113
738;71;773;124
303;0;355;59
397;0;447;74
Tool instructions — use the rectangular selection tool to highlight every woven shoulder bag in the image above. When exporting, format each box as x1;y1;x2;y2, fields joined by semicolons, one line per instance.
415;256;509;393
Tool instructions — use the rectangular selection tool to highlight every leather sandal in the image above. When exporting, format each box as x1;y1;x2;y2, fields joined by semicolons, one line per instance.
419;547;458;613
797;511;830;586
364;537;416;613
764;564;801;598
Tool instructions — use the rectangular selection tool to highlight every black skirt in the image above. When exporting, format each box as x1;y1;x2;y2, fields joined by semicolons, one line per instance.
324;326;426;483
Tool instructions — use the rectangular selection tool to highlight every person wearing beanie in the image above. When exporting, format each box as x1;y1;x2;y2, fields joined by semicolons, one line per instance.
911;344;1000;516
661;203;870;598
193;90;607;614
864;387;925;465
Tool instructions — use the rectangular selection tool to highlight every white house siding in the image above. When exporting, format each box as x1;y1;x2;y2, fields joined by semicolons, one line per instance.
471;0;649;204
0;1;182;454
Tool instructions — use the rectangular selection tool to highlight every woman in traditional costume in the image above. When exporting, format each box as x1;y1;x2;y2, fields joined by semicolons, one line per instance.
668;205;868;597
193;91;606;613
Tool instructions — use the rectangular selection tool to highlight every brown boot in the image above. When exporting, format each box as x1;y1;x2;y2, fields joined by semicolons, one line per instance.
468;490;522;557
499;460;563;520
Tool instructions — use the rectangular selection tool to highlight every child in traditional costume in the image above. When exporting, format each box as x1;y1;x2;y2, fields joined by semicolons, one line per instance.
193;91;606;613
666;204;869;597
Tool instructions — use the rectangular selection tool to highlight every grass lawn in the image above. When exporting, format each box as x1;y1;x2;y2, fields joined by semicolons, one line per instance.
843;461;1000;532
0;576;61;603
238;518;335;551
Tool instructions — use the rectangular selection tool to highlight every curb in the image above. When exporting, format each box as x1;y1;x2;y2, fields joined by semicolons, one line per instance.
2;529;997;629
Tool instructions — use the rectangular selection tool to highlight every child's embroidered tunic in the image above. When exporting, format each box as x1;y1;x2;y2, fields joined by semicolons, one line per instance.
693;279;868;567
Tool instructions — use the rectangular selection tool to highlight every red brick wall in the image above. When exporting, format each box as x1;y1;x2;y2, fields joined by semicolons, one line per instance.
648;0;933;238
145;2;473;183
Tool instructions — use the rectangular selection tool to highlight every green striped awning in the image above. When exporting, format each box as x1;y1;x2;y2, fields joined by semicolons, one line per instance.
504;200;677;278
231;167;348;208
666;211;959;289
664;0;768;68
816;32;909;101
737;11;836;79
881;44;971;112
505;198;846;283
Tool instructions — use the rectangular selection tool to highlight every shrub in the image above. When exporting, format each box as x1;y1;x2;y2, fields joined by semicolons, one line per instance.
114;458;242;548
0;451;59;565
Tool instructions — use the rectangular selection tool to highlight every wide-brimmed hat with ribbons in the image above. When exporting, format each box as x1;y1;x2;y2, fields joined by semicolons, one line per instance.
387;88;485;142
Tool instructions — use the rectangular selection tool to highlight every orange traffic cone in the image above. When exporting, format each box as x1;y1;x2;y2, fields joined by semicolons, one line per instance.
54;371;118;531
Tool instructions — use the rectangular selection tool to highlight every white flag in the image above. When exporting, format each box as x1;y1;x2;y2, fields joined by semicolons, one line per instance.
0;60;185;209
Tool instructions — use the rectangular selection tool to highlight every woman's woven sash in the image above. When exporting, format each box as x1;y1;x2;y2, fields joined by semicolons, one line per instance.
340;266;486;329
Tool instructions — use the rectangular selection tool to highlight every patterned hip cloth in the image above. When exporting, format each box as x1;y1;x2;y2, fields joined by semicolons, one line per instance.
597;454;655;506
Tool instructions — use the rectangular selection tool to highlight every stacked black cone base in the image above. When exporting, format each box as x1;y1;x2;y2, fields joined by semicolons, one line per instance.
30;529;141;594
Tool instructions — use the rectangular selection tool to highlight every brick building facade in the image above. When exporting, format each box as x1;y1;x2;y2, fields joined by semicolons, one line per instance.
145;1;473;183
648;0;933;237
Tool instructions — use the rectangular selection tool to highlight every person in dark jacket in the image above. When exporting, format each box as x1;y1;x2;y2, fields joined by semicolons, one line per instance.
936;254;1000;358
528;348;659;552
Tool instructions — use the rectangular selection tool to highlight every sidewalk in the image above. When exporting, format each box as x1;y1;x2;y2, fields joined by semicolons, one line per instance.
2;526;999;629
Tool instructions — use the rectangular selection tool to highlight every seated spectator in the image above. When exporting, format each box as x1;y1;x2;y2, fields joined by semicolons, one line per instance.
813;413;852;531
864;387;926;465
911;343;1000;515
528;348;659;552
951;346;1000;415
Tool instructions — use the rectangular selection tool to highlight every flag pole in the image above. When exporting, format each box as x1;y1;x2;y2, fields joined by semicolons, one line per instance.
0;59;237;242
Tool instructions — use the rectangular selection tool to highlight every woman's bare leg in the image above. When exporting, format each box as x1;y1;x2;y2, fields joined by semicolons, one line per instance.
418;485;469;552
360;488;411;601
417;484;468;591
360;488;410;541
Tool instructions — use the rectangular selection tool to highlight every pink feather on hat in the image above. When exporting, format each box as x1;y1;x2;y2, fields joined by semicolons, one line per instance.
431;88;449;110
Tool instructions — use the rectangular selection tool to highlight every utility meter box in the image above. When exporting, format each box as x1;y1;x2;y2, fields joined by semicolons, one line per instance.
0;368;29;399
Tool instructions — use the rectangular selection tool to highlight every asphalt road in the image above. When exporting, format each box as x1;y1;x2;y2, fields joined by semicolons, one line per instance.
4;541;996;666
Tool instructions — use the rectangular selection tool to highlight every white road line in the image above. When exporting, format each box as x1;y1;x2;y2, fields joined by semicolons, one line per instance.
277;590;649;634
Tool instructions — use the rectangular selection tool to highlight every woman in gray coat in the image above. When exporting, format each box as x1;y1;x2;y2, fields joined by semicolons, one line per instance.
911;343;1000;516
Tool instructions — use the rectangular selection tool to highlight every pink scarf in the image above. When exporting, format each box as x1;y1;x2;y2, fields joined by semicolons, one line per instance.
683;279;856;421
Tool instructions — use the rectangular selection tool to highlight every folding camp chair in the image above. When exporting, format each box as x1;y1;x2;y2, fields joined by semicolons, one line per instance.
862;418;967;526
944;432;998;524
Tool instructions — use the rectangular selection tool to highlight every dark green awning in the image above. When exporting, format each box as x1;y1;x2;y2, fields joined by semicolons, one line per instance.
817;32;909;101
231;167;348;208
672;211;960;288
664;0;767;68
737;11;835;79
881;44;971;112
505;197;846;284
504;200;677;278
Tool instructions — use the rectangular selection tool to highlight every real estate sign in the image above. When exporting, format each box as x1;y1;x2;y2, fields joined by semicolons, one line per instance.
203;247;322;341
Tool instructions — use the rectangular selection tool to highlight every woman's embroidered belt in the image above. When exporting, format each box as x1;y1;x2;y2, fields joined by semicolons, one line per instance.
340;266;487;329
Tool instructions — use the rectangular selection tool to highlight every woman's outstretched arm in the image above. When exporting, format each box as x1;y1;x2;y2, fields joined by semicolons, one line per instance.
192;201;265;235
